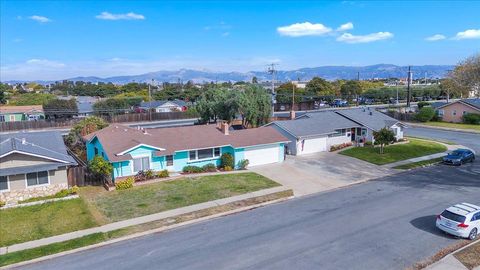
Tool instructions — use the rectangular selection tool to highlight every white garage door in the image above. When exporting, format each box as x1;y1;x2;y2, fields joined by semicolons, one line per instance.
298;137;327;155
244;145;280;167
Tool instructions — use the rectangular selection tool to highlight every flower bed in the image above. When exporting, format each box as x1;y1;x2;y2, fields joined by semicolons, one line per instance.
330;142;353;152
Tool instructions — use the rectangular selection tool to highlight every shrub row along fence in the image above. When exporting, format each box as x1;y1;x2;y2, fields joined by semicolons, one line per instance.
0;112;195;132
383;111;417;122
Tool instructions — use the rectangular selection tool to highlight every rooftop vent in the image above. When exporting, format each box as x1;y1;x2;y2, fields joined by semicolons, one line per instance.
21;138;26;144
369;111;373;116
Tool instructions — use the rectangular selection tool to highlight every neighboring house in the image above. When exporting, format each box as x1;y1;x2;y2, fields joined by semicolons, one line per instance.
0;105;45;122
57;96;101;117
84;123;288;180
268;108;405;155
139;100;187;112
0;131;77;203
435;98;480;123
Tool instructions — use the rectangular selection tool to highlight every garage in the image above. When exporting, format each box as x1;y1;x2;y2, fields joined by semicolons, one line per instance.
297;137;327;155
243;145;280;167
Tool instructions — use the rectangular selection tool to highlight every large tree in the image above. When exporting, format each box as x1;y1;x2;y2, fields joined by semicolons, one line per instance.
305;77;335;97
43;98;78;119
238;85;272;128
340;80;363;101
448;54;480;98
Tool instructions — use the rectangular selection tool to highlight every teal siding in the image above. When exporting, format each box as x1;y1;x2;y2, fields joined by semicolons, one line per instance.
278;143;285;162
113;161;132;178
86;137;108;161
172;146;235;172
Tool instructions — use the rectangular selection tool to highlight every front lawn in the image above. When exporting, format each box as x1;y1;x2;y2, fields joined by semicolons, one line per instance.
421;121;480;132
0;198;98;247
339;138;447;165
88;172;280;222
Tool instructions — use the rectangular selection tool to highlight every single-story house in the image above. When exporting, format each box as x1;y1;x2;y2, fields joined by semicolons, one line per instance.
268;108;405;155
84;123;288;180
139;100;187;112
0;105;45;122
435;98;480;123
0;131;77;203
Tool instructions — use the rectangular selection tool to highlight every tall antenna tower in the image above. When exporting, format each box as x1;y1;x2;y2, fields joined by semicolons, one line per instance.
267;63;277;117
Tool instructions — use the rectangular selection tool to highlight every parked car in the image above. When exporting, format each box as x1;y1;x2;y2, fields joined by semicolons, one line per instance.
436;203;480;240
331;99;348;107
442;149;475;165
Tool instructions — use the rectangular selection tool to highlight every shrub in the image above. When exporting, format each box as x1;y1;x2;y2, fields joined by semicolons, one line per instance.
417;101;430;109
88;156;113;179
182;165;204;173
415;107;435;122
202;163;217;172
364;141;373;146
134;171;147;182
144;169;155;179
220;153;234;169
156;169;169;178
223;165;233;171
463;113;480;125
237;159;249;170
56;189;70;197
329;142;353;152
115;177;135;190
70;185;79;194
0;200;5;208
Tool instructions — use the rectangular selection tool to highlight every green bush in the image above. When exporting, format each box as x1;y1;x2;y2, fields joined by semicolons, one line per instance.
156;169;169;178
182;165;204;173
415;107;435;122
463;113;480;124
56;189;70;197
202;163;217;172
223;165;233;171
417;101;430;109
115;177;135;190
237;159;249;170
144;169;155;179
220;153;234;169
0;200;5;208
70;185;79;194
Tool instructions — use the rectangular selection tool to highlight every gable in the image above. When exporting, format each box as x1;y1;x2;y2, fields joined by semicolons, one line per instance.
118;144;165;156
0;152;60;169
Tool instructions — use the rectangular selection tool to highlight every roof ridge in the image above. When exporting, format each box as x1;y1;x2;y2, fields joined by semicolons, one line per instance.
12;137;73;161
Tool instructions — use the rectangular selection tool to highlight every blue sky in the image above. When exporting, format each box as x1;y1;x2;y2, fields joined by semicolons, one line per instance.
1;0;479;80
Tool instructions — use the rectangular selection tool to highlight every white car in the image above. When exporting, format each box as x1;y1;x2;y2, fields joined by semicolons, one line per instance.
436;203;480;240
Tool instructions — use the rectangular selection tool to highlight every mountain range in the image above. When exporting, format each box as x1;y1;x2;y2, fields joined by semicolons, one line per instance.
6;64;454;84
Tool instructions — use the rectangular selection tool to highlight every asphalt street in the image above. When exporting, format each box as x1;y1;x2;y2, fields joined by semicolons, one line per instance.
15;127;480;270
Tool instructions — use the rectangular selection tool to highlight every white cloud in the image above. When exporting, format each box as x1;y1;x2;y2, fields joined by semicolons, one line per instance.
336;32;393;43
26;59;65;68
337;22;353;31
95;12;145;21
29;15;51;23
277;22;332;37
453;29;480;40
425;34;446;41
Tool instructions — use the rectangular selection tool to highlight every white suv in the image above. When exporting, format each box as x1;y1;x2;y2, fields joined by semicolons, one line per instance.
436;203;480;240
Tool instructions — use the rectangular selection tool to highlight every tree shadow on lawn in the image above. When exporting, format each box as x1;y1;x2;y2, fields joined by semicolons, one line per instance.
410;215;458;238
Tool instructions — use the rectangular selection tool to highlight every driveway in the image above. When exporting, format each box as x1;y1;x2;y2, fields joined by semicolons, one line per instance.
250;152;395;196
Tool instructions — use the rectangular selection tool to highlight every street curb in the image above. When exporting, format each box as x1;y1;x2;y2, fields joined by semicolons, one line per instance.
0;193;293;269
408;123;480;134
423;240;479;270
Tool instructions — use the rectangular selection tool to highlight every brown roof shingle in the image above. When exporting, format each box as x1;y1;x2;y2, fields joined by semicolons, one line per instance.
0;105;44;114
86;124;289;162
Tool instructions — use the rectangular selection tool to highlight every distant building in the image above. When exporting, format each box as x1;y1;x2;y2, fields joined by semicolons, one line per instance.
139;100;187;112
0;105;45;122
291;81;308;89
57;96;102;117
435;98;480;123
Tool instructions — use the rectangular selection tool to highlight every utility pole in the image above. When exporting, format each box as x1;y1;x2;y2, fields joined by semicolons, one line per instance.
148;79;153;121
267;63;277;117
356;72;360;106
406;66;413;108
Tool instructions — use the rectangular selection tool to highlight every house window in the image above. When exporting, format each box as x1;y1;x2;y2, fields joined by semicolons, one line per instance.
133;157;150;172
0;115;5;122
0;176;8;191
166;155;174;166
94;147;99;156
329;129;346;137
438;109;444;116
189;147;221;161
452;110;457;116
26;171;49;187
463;111;467;115
9;115;15;121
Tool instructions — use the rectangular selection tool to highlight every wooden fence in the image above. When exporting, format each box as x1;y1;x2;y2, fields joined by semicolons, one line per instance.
0;112;195;132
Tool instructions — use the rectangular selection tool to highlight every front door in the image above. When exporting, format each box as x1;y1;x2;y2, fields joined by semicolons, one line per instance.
351;128;356;141
166;155;174;171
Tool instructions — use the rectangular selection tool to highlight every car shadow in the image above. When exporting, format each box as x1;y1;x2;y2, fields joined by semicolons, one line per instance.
410;215;456;238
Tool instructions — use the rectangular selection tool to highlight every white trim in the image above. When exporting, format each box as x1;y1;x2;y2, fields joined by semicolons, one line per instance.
117;144;165;156
25;171;51;188
0;150;71;164
0;175;10;192
187;147;222;162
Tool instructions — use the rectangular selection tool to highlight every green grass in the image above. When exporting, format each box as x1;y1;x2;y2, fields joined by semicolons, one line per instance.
0;230;127;267
406;136;456;145
90;172;280;222
0;198;98;247
420;121;480;132
339;138;447;165
18;192;70;204
393;157;444;170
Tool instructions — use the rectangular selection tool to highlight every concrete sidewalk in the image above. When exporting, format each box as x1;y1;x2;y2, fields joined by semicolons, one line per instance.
0;186;291;255
407;122;480;134
425;240;480;270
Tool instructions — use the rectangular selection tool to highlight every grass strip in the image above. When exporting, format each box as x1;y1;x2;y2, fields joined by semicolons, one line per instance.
393;157;444;170
454;240;480;270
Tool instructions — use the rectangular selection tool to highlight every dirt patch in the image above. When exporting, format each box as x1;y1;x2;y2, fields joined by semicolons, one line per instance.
454;240;480;270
